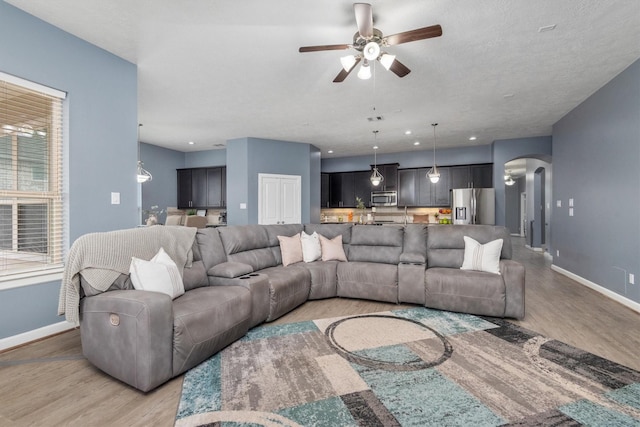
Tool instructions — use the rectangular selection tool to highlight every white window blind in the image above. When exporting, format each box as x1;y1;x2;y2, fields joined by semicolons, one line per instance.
0;73;65;278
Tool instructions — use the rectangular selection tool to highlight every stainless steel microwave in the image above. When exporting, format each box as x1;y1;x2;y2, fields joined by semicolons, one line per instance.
371;191;397;207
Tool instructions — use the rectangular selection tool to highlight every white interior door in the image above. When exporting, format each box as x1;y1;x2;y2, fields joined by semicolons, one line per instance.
258;173;301;224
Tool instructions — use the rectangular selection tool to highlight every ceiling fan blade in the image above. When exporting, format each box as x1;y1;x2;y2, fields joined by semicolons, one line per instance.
384;24;442;46
333;57;361;82
299;44;350;53
354;3;373;38
388;58;411;78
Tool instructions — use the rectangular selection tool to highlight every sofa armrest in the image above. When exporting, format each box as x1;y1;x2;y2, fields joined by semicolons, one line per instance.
208;261;254;279
79;290;174;392
500;259;525;319
399;252;426;264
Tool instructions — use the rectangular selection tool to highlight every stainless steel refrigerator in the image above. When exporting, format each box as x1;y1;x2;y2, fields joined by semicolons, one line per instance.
451;188;495;225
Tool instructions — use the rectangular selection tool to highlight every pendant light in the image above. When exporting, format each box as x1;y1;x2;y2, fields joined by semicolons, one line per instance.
504;170;515;186
136;123;152;183
370;130;384;186
427;123;440;183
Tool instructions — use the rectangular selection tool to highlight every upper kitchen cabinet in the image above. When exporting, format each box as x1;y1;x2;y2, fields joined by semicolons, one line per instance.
177;166;226;209
328;171;372;208
371;163;398;191
397;167;450;207
450;164;493;188
321;173;330;208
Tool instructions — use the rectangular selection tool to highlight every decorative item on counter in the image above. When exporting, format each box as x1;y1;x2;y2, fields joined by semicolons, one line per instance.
143;205;165;226
355;197;366;224
348;211;354;222
434;212;439;223
338;215;343;222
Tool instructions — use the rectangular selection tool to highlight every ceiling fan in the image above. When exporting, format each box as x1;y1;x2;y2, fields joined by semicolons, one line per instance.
299;3;442;82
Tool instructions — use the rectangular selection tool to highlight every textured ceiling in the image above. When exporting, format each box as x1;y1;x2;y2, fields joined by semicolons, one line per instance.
6;0;640;157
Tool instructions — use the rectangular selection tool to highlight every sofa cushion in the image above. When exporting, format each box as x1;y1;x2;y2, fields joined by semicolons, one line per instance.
218;225;278;271
209;262;254;278
425;267;506;317
265;224;305;264
319;234;348;262
348;225;404;265
172;286;251;375
302;260;339;300
337;262;398;303
258;265;311;321
427;225;512;268
461;236;503;274
196;228;228;272
304;223;352;257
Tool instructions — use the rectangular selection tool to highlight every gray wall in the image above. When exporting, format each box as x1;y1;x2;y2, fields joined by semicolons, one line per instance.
504;176;525;235
552;58;640;304
0;2;138;338
226;137;318;225
185;149;226;168
140;143;185;224
492;137;553;226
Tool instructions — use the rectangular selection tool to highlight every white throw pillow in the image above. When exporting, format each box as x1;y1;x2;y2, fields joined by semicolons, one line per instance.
300;231;322;262
130;247;186;299
277;233;303;266
461;236;503;275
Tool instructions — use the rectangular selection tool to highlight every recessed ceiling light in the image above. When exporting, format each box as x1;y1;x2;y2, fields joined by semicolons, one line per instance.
503;93;515;99
188;141;195;145
413;141;420;146
469;136;477;141
327;150;334;154
404;130;412;135
373;146;379;150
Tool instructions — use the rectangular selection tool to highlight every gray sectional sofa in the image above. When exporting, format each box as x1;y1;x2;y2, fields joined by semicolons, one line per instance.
68;223;524;391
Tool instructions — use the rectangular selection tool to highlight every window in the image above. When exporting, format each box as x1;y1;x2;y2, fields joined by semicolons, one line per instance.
0;73;65;279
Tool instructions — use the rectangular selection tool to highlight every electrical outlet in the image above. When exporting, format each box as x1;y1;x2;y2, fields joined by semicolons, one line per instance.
556;249;560;257
630;274;635;285
556;200;562;207
569;208;574;217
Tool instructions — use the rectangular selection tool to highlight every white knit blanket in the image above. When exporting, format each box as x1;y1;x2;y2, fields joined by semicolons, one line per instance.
58;226;197;323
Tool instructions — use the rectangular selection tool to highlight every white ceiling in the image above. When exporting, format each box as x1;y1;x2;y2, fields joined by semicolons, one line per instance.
7;0;640;157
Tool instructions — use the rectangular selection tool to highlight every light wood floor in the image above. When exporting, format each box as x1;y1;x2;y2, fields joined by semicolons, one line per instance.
1;237;639;426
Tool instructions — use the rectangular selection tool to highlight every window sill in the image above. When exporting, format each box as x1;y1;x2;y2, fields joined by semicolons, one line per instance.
0;268;64;291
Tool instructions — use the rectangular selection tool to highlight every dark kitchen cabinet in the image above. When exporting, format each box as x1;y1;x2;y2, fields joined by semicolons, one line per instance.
370;163;398;191
206;167;226;208
398;169;418;206
471;164;493;188
450;164;493;188
321;173;330;208
177;166;226;209
398;167;450;207
353;171;372;208
328;171;371;208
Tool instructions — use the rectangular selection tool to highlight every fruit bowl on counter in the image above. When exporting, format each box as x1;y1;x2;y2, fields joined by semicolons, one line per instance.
436;208;452;224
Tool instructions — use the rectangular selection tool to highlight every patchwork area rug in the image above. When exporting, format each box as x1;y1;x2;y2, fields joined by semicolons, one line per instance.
175;307;640;426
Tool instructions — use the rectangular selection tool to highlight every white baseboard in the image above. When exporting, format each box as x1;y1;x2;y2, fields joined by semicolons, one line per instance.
551;264;640;314
525;244;544;252
543;252;553;261
0;321;77;352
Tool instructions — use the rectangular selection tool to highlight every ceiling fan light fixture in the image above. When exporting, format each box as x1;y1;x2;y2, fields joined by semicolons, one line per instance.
505;177;516;186
379;53;396;70
357;59;372;80
340;55;357;72
363;41;380;61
